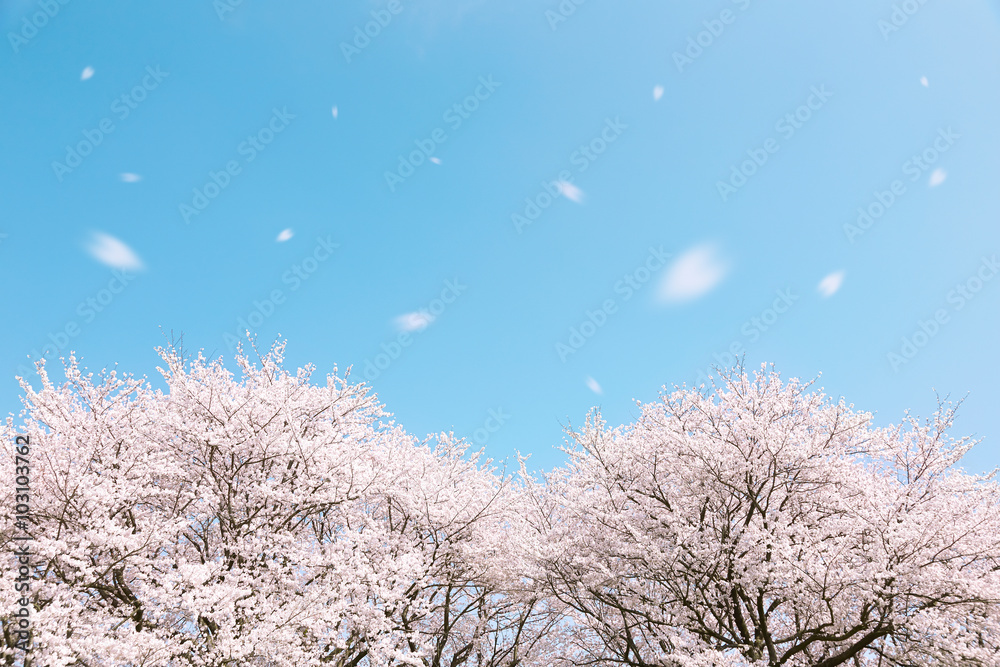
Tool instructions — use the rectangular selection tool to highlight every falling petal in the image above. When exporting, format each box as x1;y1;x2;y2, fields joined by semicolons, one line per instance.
817;270;845;298
84;231;145;271
394;311;434;333
658;244;729;304
556;180;585;203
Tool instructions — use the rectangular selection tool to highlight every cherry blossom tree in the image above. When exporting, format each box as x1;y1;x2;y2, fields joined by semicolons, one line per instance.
524;366;1000;667
3;348;998;667
1;342;556;667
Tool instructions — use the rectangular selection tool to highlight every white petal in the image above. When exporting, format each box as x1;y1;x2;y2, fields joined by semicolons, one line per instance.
556;180;585;203
394;311;434;333
817;270;845;298
658;244;729;304
84;232;145;271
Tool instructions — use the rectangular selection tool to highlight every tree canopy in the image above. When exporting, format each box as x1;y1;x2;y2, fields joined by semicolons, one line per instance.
3;344;998;666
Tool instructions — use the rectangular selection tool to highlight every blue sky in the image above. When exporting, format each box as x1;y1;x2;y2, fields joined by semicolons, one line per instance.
2;0;999;474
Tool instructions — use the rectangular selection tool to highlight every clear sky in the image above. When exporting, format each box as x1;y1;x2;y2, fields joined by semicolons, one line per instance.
2;0;999;475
